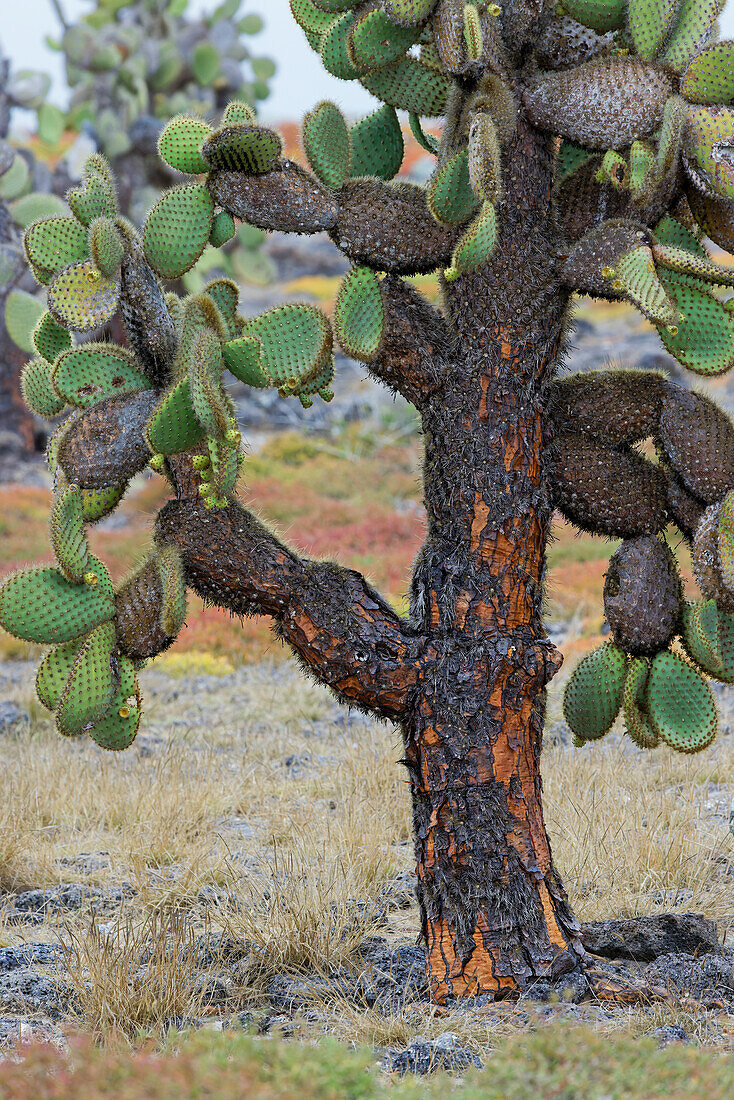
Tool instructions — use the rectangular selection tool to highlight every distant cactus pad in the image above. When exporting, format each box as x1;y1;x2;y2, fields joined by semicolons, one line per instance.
603;536;681;656
563;642;626;741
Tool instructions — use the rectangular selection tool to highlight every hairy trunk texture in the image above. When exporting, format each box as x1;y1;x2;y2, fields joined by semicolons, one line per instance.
404;121;583;1000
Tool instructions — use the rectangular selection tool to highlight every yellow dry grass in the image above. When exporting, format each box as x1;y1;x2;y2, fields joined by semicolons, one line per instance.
0;655;732;1046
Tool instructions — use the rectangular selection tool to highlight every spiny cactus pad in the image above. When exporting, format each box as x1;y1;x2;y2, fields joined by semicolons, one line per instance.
622;657;659;748
25;217;89;282
158;116;213;176
681;40;734;105
21;358;67;419
645;650;718;753
350;105;404;180
0;565;115;644
241;304;333;392
201;125;282;173
50;486;92;583
428;148;478;226
658;272;734;375
33;311;72;364
146;377;206;456
143;184;215;280
36;640;83;713
563;642;627;741
47;262;120;332
55;619;118;737
88;218;124;279
603;536;681;657
563;0;626;34
302;101;351;191
333;266;384;361
681;598;724;677
446;201;498;279
51;344;151;409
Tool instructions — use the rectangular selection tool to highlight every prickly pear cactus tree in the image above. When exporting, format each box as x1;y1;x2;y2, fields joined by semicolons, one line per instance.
5;0;734;1004
43;0;275;284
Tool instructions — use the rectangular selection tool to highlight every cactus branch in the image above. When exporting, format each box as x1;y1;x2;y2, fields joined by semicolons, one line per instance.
156;467;428;720
367;276;451;406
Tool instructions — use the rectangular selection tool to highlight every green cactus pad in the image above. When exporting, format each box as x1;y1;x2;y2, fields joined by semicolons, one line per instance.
661;0;724;74
143;184;215;280
562;0;626;32
209;210;236;248
556;141;595;184
56;619;118;737
446;201;497;279
360;56;451;117
47;262;120;333
243;304;333;392
222;335;270;387
653;214;707;257
189;330;230;439
463;2;483;61
5;290;46;354
52;344;150;409
203;279;240;337
33;311;72;364
350;105;404;180
156;546;188;639
88;676;141;751
320;12;360;79
409;113;440;156
312;0;359;11
302;101;351;190
681;598;723;676
206;437;240;506
427;148;478;226
221;101;257;126
653;243;734;285
80;483;128;524
629;141;655;196
627;0;678;60
614;246;680;327
348;9;418;70
24;217;89;282
681;40;734;104
0;565;114;644
36;639;82;712
292;354;336;408
658;271;734;375
717;490;734;591
622;657;659;748
158;115;212;175
646;650;718;753
202;124;283;174
333;266;384;361
686;105;734;201
20;358;66;419
88;217;124;278
383;0;438;24
290;0;339;43
562;642;627;741
67;164;117;227
50;486;91;583
146;377;206;455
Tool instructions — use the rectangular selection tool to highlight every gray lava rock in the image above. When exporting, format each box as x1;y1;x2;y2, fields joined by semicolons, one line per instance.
356;938;429;1007
645;952;734;1005
0;944;63;972
581;914;720;961
0;701;28;734
0;969;72;1018
13;884;107;914
652;1024;690;1045
386;1033;483;1076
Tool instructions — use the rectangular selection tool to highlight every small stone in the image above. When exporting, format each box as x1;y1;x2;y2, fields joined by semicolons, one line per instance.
0;701;28;734
581;914;720;961
652;1024;690;1045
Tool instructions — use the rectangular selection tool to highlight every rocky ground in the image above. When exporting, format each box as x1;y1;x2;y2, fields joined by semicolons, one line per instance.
0;655;732;1071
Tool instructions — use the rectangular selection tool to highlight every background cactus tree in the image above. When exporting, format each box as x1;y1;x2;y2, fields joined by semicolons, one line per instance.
5;0;734;1002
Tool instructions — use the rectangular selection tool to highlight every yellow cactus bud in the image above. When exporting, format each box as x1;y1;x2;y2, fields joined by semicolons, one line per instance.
83;572;98;587
119;706;130;719
225;428;241;446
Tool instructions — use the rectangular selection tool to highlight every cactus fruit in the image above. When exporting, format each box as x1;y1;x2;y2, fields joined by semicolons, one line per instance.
333;266;385;361
562;642;627;741
622;658;660;748
302;102;351;191
142;184;215;280
658;386;734;503
645;650;718;753
350;105;404;180
603;536;682;656
51;344;151;410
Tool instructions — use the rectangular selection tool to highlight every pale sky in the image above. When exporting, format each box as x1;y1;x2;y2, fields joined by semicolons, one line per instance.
3;1;734;123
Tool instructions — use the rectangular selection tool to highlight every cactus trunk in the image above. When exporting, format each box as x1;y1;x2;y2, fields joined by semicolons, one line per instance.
406;121;583;999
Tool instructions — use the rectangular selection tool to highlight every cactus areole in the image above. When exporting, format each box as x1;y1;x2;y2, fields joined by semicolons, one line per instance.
8;0;734;1003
